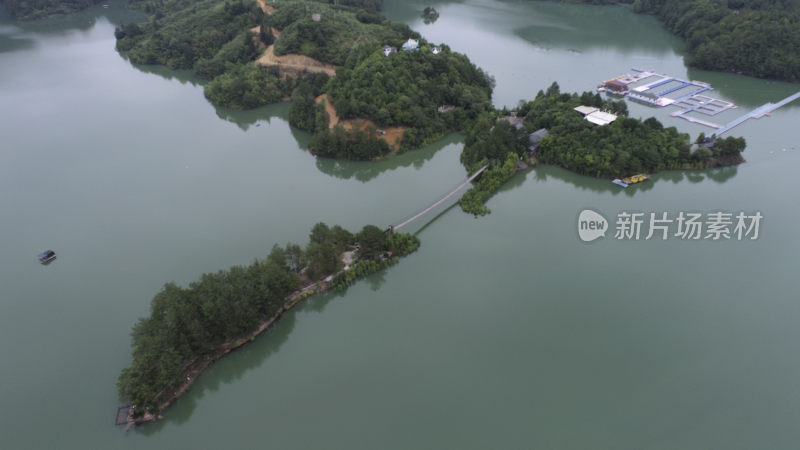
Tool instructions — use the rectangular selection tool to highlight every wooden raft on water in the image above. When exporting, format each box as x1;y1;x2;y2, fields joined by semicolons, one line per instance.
115;405;131;425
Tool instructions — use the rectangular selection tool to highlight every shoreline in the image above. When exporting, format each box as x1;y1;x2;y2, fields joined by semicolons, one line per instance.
122;244;419;425
126;276;330;425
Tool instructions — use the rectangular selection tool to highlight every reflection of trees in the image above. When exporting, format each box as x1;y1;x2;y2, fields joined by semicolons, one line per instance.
138;310;298;432
121;36;464;181
367;268;387;291
2;2;146;53
532;164;641;196
125;58;201;85
705;166;738;184
213;102;293;132
530;163;738;194
686;67;800;109
315;133;463;183
658;166;738;185
0;33;35;53
7;2;146;34
124;55;295;132
513;4;681;54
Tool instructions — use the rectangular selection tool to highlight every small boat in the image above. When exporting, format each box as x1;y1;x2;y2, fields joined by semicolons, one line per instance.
612;179;628;188
622;173;649;185
38;250;56;264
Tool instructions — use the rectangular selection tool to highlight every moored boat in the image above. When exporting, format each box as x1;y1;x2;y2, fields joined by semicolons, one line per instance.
38;250;56;264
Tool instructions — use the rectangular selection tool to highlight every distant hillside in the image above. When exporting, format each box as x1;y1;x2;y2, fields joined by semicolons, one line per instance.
634;0;800;82
540;0;800;82
1;0;104;20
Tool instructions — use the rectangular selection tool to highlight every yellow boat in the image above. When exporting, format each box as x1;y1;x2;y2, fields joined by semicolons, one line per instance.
621;174;649;185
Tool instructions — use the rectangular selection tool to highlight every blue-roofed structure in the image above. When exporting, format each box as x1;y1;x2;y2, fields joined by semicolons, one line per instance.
401;39;419;52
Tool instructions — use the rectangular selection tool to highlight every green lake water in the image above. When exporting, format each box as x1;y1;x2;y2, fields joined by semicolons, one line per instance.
1;0;799;448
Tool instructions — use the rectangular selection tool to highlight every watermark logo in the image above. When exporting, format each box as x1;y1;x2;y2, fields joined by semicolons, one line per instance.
578;209;609;242
578;209;763;242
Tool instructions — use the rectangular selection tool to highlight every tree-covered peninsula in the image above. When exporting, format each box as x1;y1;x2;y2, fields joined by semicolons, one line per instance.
118;222;419;422
113;0;415;109
112;0;492;159
539;0;800;82
457;83;745;215
0;0;104;20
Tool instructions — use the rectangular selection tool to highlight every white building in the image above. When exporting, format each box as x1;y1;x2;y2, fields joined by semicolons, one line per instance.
382;45;397;56
401;39;419;51
574;105;617;126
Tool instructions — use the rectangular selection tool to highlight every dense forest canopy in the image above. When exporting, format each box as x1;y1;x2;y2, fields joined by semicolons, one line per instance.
319;43;494;150
1;0;104;20
327;44;493;129
115;0;263;71
266;1;414;65
118;222;419;416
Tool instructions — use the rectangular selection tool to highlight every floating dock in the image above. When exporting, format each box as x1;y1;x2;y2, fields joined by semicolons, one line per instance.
115;405;131;425
715;91;800;135
600;69;800;135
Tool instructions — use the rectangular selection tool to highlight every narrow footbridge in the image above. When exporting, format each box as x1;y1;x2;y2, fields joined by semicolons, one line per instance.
390;163;489;232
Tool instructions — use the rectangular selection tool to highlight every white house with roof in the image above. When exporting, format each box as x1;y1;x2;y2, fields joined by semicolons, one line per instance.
401;39;419;52
382;45;397;56
574;105;617;126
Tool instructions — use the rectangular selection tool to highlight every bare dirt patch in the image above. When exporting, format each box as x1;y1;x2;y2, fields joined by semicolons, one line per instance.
255;45;337;78
256;0;277;15
250;2;334;78
315;94;406;149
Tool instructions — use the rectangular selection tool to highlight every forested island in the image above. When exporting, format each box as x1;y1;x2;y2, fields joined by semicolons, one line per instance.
117;222;419;422
542;0;800;82
113;0;493;159
458;83;746;215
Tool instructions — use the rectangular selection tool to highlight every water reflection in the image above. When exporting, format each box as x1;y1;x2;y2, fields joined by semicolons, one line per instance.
315;133;463;182
530;163;739;193
382;0;466;23
125;58;202;86
0;23;34;53
686;68;800;109
2;0;145;34
213;101;296;132
137;311;298;431
511;3;681;54
112;48;461;179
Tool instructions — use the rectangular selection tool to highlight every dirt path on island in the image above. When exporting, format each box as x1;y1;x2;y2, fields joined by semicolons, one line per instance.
256;45;337;77
315;94;406;149
256;0;276;15
249;8;337;78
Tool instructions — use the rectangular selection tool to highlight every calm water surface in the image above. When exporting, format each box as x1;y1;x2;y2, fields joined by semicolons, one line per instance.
1;1;799;448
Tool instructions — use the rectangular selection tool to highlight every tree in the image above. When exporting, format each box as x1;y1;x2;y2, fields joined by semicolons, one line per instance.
259;24;275;46
358;225;387;259
285;243;306;272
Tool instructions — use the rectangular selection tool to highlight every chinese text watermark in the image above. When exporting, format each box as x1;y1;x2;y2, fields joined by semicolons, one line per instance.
578;210;762;242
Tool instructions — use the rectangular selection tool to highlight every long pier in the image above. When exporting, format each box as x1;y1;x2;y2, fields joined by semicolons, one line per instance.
716;91;800;135
392;163;489;231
